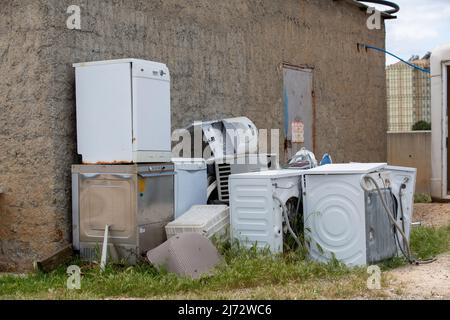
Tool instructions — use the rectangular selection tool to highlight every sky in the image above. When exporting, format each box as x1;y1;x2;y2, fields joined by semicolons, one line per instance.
368;0;450;65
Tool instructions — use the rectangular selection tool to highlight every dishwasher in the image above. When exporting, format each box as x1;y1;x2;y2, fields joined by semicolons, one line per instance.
72;164;175;263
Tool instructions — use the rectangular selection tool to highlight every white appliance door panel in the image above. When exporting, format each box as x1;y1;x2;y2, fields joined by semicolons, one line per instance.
230;178;283;253
132;77;171;152
76;63;133;163
304;174;366;266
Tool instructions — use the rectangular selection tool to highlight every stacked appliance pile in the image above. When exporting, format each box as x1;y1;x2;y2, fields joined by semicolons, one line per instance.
70;58;419;269
72;59;208;263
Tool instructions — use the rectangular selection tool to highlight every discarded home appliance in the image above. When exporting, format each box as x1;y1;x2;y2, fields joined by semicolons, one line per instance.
302;163;416;266
430;43;450;200
288;148;318;169
188;117;259;159
173;158;208;219
229;170;303;253
147;232;222;279
72;164;175;263
166;205;230;240
73;59;172;164
386;165;417;243
214;153;279;203
186;117;279;203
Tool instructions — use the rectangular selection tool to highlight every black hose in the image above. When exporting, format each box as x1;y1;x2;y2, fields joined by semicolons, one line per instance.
396;183;437;265
398;185;410;253
357;0;400;15
391;187;410;259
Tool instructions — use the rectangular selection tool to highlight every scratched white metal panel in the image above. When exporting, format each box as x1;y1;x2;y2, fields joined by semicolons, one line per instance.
304;163;387;175
75;62;133;163
304;174;367;266
229;176;283;253
132;61;171;153
230;169;303;180
386;166;417;243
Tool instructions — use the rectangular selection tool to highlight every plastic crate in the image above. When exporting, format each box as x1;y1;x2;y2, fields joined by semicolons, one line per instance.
165;205;230;240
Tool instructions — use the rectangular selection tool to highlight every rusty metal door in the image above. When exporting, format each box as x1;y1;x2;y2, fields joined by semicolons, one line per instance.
283;66;314;162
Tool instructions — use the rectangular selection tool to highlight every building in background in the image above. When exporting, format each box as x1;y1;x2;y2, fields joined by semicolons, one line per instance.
387;54;431;132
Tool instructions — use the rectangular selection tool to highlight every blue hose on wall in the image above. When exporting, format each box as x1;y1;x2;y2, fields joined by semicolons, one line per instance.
359;44;431;74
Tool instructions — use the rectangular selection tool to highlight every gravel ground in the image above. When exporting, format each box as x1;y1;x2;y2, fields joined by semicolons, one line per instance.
382;203;450;300
413;203;450;227
384;253;450;299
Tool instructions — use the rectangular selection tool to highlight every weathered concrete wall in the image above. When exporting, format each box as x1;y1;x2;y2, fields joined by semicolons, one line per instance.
0;0;387;270
388;131;431;195
0;1;76;271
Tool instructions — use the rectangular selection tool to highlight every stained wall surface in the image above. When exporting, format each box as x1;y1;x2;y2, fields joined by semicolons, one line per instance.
0;0;387;270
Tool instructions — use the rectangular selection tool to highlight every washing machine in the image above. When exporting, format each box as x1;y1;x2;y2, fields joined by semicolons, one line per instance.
229;169;303;253
302;163;416;266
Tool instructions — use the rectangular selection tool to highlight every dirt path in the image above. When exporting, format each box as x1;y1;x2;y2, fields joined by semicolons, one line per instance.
384;253;450;299
382;203;450;299
413;203;450;227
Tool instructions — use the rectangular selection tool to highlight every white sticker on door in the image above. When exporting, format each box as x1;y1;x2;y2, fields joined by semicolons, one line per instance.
292;121;304;143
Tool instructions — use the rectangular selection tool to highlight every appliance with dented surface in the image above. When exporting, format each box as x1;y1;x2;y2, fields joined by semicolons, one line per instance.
72;164;175;263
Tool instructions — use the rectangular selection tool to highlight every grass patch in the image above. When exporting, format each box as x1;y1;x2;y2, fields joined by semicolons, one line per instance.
2;224;450;300
0;245;370;300
410;223;450;260
380;222;450;269
414;193;432;204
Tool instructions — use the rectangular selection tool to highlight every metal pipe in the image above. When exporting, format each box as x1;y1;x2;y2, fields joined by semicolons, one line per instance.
357;0;400;14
